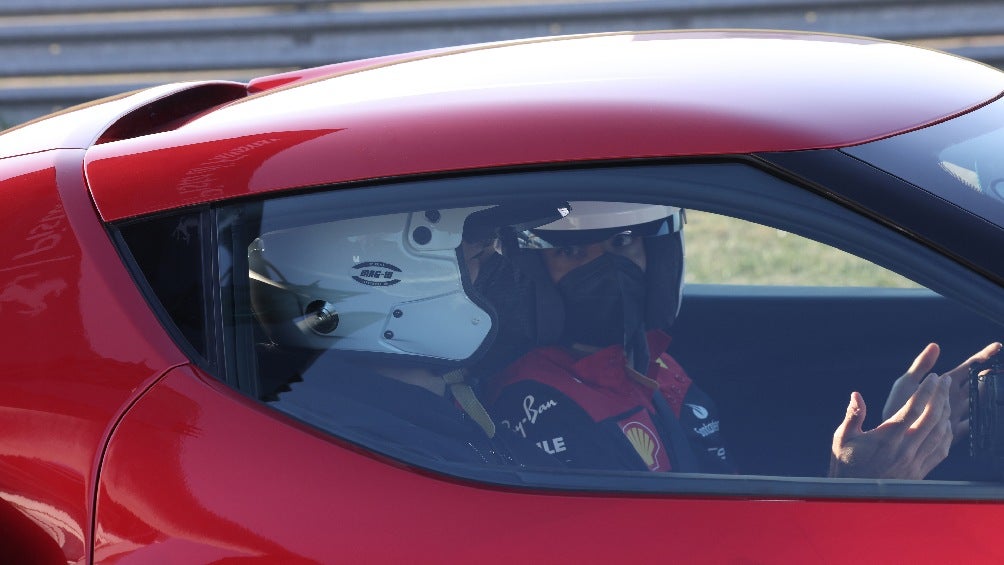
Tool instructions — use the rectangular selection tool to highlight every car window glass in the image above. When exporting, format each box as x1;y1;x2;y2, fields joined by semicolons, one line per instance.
117;211;209;360
684;210;919;287
120;162;1004;499
844;96;1004;230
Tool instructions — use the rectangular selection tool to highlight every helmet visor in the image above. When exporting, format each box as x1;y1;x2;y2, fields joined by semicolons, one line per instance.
517;205;684;249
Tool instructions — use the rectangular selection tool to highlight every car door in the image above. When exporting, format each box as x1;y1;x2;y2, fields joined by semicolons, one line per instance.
94;160;1004;562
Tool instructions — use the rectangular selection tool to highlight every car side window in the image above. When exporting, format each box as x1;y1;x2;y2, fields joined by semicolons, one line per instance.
670;212;991;479
685;210;919;288
117;210;209;361
117;162;1004;498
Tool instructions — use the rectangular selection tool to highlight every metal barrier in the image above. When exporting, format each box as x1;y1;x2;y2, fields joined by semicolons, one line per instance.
3;0;1004;127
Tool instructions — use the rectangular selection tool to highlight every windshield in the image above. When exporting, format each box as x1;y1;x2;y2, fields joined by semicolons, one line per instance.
844;95;1004;229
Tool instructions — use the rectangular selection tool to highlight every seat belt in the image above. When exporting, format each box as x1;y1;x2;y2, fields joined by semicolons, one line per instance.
443;368;496;438
626;362;700;473
651;391;700;473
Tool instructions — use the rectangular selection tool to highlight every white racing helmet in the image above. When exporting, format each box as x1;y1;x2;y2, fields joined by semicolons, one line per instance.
249;207;495;363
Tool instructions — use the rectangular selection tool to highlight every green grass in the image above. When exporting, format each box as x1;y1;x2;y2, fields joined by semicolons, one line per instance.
683;210;919;288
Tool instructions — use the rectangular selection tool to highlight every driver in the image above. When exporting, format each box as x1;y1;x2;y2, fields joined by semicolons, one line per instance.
484;201;1002;478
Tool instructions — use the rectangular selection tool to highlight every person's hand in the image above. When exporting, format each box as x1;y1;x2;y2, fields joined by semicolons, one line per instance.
830;373;952;479
882;342;1002;444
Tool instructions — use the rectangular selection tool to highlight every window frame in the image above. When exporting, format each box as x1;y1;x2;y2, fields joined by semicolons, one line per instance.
111;205;224;376
117;156;1004;500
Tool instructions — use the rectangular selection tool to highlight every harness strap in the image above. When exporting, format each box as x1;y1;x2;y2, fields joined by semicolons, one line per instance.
443;368;496;438
651;390;700;472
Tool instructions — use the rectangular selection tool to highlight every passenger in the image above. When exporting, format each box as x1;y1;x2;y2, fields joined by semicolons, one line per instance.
248;206;555;467
484;202;1001;478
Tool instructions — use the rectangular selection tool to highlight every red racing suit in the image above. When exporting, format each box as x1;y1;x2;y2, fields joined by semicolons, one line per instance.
486;330;734;473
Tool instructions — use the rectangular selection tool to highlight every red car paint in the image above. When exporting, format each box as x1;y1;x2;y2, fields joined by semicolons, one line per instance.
85;30;1004;221
0;29;1003;563
94;365;1004;563
0;148;184;562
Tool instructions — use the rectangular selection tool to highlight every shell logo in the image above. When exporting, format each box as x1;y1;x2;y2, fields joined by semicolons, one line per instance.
622;422;660;470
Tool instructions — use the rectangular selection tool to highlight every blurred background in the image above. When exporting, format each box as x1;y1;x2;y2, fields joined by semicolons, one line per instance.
3;0;1004;129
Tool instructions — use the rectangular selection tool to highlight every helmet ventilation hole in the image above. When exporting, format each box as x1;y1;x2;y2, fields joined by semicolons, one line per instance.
304;300;339;334
412;226;432;245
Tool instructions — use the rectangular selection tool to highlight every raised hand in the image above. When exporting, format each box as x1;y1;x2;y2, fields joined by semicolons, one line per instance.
883;342;1002;444
831;372;952;480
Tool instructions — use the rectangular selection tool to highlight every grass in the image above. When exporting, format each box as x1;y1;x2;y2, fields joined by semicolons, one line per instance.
683;210;919;288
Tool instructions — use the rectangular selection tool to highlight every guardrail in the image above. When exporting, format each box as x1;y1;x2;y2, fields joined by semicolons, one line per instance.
3;0;1004;127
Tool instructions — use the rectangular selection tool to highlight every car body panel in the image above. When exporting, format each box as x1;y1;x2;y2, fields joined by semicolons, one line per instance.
0;82;245;160
0;148;185;562
247;45;466;93
84;30;1004;221
91;365;1004;562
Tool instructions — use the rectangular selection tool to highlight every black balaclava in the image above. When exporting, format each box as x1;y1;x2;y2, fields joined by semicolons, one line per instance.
556;252;651;373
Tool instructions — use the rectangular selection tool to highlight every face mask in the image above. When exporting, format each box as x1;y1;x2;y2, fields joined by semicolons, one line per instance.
556;253;646;349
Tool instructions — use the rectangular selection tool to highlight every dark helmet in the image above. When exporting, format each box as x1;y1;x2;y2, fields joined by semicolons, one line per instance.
508;202;686;372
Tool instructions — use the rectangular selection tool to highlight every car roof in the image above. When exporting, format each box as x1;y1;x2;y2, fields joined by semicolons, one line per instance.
73;29;1004;220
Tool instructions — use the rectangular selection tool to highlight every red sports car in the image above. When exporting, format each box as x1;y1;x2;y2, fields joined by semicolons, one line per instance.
4;29;1004;563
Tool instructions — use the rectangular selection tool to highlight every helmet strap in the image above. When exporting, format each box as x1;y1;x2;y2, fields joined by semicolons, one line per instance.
625;324;651;375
